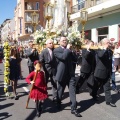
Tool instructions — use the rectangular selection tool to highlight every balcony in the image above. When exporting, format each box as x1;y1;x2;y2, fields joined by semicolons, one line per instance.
25;10;40;12
24;13;40;23
72;0;85;14
25;26;33;34
25;2;40;11
72;0;109;14
70;0;120;21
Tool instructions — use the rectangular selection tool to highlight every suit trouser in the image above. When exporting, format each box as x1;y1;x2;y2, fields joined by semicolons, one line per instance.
57;77;77;110
46;72;57;99
28;66;34;73
95;77;112;103
76;72;90;90
111;72;117;89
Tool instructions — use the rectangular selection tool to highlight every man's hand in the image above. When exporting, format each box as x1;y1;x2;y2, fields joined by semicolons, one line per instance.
67;44;72;49
31;48;35;53
87;42;92;51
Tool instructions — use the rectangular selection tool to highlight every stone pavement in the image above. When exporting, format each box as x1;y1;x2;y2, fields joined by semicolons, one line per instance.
0;59;120;120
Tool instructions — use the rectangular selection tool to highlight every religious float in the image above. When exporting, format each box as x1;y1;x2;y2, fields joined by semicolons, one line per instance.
30;0;82;51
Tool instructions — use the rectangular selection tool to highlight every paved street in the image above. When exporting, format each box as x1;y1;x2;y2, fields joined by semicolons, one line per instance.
0;59;120;120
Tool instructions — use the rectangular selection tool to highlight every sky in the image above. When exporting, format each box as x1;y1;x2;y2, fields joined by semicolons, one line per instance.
0;0;17;24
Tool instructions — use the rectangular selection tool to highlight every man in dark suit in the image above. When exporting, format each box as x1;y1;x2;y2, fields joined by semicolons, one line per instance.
40;39;57;102
76;41;96;98
26;41;39;73
94;38;116;107
54;37;81;117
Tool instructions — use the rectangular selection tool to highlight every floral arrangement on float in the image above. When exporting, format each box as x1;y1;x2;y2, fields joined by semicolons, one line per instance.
32;26;81;49
67;27;81;46
31;29;60;46
53;27;81;47
31;30;46;46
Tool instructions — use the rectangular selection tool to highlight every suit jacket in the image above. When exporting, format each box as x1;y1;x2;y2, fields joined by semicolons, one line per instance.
94;48;113;79
80;49;96;74
54;46;75;82
26;48;39;66
39;48;56;75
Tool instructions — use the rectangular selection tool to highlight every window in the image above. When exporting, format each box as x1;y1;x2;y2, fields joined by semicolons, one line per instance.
25;2;27;10
98;27;108;35
78;0;85;10
25;13;32;22
85;30;91;40
96;0;103;5
97;27;108;42
36;2;39;10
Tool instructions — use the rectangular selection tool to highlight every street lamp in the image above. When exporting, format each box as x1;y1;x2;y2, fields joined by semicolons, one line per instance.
80;8;88;42
44;2;54;38
31;11;39;32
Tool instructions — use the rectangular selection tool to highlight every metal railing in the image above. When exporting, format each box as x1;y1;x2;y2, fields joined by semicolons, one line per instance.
72;1;85;13
71;0;110;14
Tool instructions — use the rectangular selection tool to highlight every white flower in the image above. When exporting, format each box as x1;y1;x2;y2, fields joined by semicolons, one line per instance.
54;40;57;44
64;32;67;36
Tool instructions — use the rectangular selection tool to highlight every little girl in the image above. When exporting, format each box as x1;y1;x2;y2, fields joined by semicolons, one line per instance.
26;60;48;117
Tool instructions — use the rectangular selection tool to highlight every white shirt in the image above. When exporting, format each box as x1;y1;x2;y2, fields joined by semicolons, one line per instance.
47;48;52;59
113;48;120;58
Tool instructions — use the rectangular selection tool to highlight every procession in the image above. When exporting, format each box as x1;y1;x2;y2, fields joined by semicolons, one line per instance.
0;0;120;120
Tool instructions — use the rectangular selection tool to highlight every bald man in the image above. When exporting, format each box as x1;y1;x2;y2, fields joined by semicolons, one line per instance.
39;39;57;102
94;38;116;107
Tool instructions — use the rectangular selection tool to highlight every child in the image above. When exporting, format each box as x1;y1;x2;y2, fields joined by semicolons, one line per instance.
26;60;48;117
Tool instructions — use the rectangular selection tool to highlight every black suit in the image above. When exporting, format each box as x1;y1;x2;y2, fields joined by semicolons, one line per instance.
71;51;78;73
76;49;96;93
94;48;113;103
54;46;76;110
40;48;57;99
26;48;39;73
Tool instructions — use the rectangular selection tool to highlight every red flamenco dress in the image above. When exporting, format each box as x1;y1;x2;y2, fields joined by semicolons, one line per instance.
26;71;48;100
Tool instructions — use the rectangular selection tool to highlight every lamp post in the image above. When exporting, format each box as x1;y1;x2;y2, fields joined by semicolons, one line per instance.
31;11;39;32
80;8;88;42
44;2;53;38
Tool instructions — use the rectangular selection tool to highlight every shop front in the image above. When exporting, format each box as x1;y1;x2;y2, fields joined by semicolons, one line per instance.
78;12;120;43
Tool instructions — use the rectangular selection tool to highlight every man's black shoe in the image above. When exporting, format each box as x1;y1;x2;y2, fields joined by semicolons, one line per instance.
71;110;82;117
118;89;120;93
14;96;19;100
56;103;61;110
76;89;80;94
113;89;119;93
92;96;99;101
36;112;41;117
106;102;116;107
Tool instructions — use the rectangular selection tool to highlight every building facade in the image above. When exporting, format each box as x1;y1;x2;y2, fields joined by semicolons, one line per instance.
14;0;45;45
70;0;120;43
1;19;11;42
0;25;2;43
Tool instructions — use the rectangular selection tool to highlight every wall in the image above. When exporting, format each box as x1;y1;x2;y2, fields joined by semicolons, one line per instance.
78;12;120;31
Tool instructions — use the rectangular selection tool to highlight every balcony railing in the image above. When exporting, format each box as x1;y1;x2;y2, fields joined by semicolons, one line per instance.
24;13;40;23
25;25;33;34
25;2;40;10
71;0;110;14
